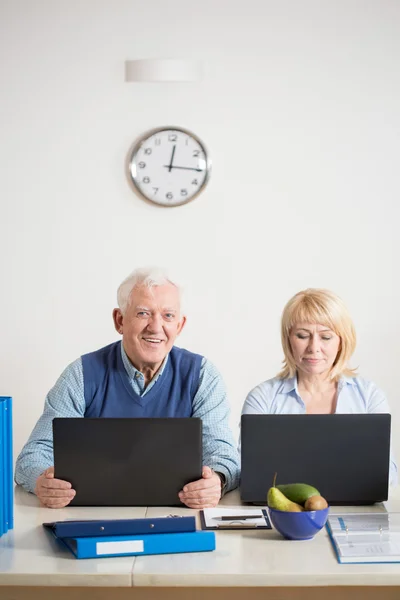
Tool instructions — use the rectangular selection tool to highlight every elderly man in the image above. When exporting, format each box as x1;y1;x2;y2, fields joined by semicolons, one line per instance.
15;267;240;508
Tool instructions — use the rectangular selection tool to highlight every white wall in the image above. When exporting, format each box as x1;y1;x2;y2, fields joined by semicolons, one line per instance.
1;0;399;462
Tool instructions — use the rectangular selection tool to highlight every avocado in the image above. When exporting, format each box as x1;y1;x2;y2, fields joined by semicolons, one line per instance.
276;483;319;505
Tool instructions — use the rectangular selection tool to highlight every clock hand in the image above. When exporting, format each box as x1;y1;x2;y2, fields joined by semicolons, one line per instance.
167;145;176;172
163;165;203;172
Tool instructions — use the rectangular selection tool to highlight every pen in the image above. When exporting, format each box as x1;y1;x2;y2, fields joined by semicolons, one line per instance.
217;523;258;529
215;515;261;521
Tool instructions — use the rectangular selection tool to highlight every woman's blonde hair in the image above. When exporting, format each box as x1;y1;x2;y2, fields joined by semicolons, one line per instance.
277;288;357;381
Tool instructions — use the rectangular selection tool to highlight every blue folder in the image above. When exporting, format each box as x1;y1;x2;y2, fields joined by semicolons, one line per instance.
60;531;216;559
0;397;13;537
43;516;196;538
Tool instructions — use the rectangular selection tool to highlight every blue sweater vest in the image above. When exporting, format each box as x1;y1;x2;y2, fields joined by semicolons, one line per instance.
82;342;203;418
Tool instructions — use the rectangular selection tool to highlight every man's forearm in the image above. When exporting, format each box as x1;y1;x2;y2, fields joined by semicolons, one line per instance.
15;359;86;494
204;449;240;493
15;447;53;494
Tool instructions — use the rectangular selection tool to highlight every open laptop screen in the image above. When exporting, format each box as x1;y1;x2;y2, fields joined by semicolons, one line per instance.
53;417;202;506
240;414;390;505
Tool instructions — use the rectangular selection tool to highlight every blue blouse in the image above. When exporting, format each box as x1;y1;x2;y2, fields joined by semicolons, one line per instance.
242;375;397;486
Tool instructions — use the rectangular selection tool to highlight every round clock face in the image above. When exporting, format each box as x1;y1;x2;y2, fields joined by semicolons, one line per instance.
128;127;211;207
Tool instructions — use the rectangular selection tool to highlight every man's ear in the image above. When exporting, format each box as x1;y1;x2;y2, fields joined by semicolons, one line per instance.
112;308;124;335
176;315;187;336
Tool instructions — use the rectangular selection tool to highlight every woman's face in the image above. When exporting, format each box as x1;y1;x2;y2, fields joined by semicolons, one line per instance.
289;322;341;377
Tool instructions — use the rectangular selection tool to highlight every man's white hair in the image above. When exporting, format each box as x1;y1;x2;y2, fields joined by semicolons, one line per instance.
117;267;183;314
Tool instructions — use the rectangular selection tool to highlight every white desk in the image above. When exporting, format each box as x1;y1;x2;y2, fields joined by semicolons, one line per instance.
1;487;400;600
0;486;144;588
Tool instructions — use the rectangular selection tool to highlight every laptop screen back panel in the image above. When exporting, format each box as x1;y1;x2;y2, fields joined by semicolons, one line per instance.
53;418;203;506
240;414;390;505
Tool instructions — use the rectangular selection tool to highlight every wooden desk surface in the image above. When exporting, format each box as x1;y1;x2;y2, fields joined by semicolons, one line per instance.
1;485;400;600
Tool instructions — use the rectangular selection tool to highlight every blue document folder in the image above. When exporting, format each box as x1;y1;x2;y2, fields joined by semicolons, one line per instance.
60;531;216;559
43;516;196;538
326;514;400;564
0;397;13;537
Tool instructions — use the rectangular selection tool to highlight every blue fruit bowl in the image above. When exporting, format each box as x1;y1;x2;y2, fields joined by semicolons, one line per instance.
268;507;329;540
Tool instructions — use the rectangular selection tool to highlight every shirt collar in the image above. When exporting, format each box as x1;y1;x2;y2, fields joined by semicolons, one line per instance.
338;374;356;389
120;342;169;381
279;373;356;393
278;376;297;394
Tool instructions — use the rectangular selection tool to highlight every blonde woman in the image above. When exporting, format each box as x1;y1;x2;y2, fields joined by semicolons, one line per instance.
241;288;397;485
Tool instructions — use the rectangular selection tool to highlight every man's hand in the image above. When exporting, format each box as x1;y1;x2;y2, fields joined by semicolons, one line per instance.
34;467;76;508
178;466;222;509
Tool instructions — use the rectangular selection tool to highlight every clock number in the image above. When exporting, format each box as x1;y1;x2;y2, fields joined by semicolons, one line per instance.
155;138;161;146
192;179;198;186
143;177;150;184
138;162;146;169
152;187;159;194
180;189;188;197
193;150;200;157
144;148;152;155
168;134;177;142
166;192;173;200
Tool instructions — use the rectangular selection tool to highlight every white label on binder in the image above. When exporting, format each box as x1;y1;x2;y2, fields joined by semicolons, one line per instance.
96;540;144;555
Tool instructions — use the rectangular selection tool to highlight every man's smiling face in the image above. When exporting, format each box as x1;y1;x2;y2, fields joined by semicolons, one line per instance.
114;282;186;372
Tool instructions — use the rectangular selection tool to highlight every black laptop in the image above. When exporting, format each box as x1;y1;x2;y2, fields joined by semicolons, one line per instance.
53;418;202;506
240;414;391;505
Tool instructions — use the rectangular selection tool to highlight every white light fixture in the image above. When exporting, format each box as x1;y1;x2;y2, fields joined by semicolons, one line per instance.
125;59;203;83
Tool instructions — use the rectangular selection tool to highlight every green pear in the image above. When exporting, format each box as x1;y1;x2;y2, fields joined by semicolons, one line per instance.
267;474;303;512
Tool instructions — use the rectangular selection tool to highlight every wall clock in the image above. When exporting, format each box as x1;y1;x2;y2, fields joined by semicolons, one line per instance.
128;126;211;207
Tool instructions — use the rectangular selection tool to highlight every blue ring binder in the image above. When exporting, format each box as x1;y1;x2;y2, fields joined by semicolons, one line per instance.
0;396;13;537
